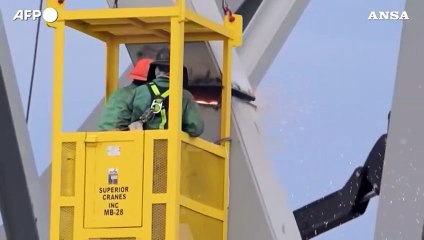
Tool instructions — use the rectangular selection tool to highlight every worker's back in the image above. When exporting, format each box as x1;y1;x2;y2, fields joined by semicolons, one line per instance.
131;77;204;137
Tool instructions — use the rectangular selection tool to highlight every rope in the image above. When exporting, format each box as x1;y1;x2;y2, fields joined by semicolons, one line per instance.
26;0;44;123
221;0;235;22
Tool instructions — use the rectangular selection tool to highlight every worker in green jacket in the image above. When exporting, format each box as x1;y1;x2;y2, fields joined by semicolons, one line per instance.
128;48;204;137
98;57;153;130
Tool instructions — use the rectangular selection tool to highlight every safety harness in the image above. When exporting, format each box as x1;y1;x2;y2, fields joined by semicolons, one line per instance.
138;82;169;129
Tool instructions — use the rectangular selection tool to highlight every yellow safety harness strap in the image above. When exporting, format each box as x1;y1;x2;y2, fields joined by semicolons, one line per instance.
150;83;169;98
159;109;167;129
148;82;169;129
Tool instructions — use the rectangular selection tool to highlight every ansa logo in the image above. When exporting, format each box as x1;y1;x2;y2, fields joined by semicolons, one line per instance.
368;11;409;20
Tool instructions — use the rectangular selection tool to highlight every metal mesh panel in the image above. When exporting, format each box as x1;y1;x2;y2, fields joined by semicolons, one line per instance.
152;204;166;240
181;143;225;209
153;140;167;193
61;142;76;196
59;207;74;240
180;206;223;240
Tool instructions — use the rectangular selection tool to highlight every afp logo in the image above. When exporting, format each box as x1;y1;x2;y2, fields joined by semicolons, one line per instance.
13;8;58;23
368;11;409;20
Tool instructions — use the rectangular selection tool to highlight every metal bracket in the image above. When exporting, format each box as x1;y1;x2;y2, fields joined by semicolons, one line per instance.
293;133;387;239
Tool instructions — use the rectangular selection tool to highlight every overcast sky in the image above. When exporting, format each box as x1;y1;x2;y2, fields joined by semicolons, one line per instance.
0;0;405;239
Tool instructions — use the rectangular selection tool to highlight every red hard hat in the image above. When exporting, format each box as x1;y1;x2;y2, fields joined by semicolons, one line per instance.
128;58;153;81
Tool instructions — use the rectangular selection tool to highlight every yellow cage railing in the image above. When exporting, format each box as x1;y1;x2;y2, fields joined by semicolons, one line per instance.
47;0;242;239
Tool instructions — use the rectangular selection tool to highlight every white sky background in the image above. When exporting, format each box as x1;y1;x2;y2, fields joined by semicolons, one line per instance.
0;0;405;239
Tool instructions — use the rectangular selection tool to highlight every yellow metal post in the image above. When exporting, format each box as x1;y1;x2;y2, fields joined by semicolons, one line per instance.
221;39;233;240
46;1;67;239
165;1;186;239
176;0;186;17
105;40;119;101
49;20;65;240
220;41;232;147
166;11;185;239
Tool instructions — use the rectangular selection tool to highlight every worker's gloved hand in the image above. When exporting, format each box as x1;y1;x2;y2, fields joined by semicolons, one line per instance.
128;121;143;131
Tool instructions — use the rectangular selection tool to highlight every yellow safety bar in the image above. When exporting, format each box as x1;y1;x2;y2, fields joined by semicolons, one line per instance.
46;0;242;239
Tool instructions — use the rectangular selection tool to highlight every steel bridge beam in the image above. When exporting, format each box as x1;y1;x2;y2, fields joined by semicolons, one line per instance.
0;11;45;240
374;0;424;239
236;0;309;90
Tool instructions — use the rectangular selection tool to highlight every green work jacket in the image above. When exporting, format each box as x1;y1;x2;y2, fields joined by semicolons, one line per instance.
98;83;138;131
